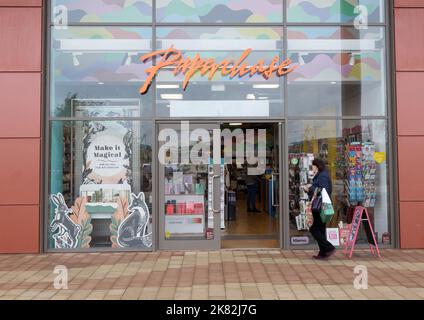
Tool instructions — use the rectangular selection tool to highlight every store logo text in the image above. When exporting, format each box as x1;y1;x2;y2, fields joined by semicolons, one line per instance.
139;47;297;94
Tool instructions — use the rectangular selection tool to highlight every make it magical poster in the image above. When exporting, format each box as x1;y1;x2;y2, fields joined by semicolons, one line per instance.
82;120;133;185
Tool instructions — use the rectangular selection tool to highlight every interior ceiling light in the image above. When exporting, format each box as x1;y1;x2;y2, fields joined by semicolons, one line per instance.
125;52;138;66
211;84;225;92
298;53;308;66
246;93;256;100
161;94;183;100
229;123;243;126
349;53;356;66
72;52;82;66
157;84;180;89
253;84;279;89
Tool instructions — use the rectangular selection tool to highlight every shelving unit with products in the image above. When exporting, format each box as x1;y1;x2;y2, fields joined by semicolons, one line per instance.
163;164;210;239
288;153;315;233
62;125;73;204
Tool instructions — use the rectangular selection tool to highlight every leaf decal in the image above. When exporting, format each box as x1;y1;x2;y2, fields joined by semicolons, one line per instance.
71;196;93;249
109;195;129;248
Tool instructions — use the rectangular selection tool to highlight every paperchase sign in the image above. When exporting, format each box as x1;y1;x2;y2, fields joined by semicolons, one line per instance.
139;47;297;94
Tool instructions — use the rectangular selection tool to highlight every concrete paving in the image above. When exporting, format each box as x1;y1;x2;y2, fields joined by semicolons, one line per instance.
0;249;423;300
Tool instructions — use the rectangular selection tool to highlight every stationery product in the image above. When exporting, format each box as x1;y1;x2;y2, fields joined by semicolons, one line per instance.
195;183;205;195
183;174;193;194
345;141;377;208
165;181;174;195
166;202;175;215
173;172;184;194
176;202;186;214
186;202;195;214
194;203;204;214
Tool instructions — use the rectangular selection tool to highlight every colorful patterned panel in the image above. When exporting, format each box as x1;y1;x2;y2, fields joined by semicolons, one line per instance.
287;0;384;23
156;0;283;23
287;27;385;82
52;27;152;83
52;0;153;23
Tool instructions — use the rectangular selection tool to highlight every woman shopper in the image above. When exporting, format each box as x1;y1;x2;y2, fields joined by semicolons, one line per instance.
302;159;336;260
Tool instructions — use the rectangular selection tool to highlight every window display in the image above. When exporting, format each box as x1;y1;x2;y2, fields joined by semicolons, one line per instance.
49;120;153;250
288;120;389;246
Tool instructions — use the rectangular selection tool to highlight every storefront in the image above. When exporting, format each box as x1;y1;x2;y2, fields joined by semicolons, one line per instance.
43;0;394;252
5;1;417;254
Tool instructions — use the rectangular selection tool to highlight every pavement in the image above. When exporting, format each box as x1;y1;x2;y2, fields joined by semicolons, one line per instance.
0;249;423;300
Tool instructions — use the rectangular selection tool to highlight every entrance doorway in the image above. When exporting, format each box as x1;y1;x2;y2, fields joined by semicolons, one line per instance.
157;121;282;250
220;123;280;248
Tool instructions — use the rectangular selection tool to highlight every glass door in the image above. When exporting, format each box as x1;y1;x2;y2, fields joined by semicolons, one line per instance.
158;122;221;250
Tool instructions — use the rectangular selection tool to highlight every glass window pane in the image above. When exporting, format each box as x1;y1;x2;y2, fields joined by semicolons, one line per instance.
287;0;384;23
156;0;283;23
287;27;386;117
155;27;286;118
49;120;153;250
52;0;153;23
50;27;153;117
288;119;390;247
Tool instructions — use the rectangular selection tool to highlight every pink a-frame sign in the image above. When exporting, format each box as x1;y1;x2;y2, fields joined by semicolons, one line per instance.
344;206;381;259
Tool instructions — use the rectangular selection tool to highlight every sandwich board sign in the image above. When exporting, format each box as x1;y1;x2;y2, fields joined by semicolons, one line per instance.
344;206;381;259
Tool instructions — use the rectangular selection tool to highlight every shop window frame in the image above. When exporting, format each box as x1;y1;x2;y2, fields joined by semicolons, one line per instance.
42;0;397;252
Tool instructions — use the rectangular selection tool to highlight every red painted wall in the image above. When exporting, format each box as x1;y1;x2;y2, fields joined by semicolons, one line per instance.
0;2;43;253
395;1;424;248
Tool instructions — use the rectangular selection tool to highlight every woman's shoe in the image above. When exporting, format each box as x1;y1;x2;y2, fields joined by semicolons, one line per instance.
325;249;336;258
312;254;327;260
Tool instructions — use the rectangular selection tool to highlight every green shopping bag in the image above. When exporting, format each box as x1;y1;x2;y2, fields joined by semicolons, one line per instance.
320;188;334;223
320;202;334;223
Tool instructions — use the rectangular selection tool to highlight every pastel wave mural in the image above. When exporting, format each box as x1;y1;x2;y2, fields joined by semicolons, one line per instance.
287;0;384;23
288;52;382;82
53;27;152;82
52;0;152;23
156;0;283;23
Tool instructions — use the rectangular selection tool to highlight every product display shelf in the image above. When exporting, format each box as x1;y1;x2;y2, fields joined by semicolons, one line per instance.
164;194;206;235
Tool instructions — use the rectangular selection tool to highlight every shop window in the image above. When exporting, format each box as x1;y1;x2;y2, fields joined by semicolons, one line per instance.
287;27;386;117
50;27;153;118
155;27;285;118
287;0;384;24
156;0;283;23
288;119;390;247
52;0;153;24
49;120;153;250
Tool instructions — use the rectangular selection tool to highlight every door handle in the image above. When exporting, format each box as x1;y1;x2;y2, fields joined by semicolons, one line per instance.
272;173;279;207
210;173;221;214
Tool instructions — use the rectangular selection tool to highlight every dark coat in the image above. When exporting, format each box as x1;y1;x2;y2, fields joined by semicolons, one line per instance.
308;169;332;200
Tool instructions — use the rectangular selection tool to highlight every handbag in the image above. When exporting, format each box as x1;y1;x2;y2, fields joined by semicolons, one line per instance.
311;187;322;212
320;188;335;223
305;202;314;228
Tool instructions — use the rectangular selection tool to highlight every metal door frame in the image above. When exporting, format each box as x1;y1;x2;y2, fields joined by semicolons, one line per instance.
157;121;222;250
156;120;286;250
